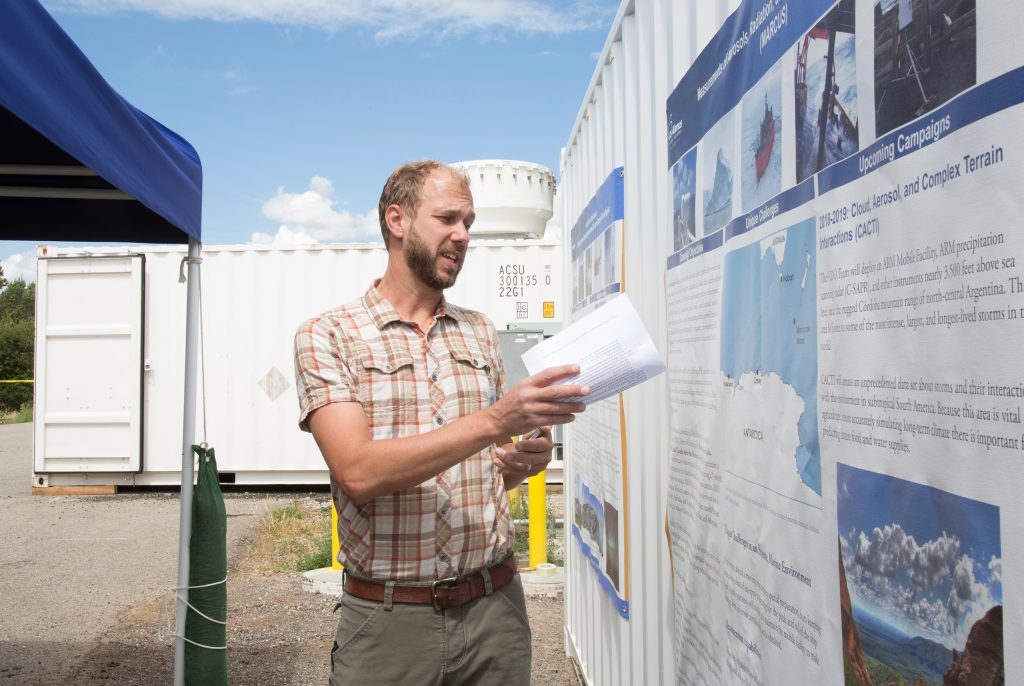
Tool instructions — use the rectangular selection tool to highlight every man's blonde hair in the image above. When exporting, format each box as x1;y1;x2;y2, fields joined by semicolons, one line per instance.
378;161;470;247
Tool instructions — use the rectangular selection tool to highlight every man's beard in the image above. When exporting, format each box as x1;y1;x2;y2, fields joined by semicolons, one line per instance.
404;225;462;290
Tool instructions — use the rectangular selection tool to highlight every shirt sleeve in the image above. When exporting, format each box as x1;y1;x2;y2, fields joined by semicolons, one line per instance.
293;316;358;432
485;319;507;400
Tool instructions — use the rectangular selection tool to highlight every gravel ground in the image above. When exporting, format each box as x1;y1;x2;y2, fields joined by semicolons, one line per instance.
70;565;578;685
0;423;579;685
69;512;580;685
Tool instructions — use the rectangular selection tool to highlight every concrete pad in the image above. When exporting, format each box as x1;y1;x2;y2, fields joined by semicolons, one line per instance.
520;565;565;598
301;567;344;596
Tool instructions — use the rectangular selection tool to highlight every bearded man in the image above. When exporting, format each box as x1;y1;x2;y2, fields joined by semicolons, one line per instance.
294;160;588;685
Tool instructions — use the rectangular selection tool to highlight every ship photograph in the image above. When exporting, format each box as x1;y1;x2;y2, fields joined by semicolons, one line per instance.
874;0;977;137
701;112;736;234
741;67;783;214
794;0;859;184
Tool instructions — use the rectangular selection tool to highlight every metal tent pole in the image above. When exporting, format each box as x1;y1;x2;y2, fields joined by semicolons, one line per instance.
173;238;202;686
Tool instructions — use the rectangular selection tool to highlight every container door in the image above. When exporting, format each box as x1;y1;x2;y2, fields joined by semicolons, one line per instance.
34;255;145;473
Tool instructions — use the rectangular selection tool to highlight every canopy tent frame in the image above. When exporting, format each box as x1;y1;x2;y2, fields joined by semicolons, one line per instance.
1;2;205;684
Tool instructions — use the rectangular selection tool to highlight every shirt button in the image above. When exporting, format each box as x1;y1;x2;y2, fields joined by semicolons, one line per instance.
435;416;444;425
431;373;438;382
439;505;449;518
439;552;449;563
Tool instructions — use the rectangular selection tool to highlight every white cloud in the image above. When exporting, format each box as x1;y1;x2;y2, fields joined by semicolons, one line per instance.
988;555;1002;589
907;532;960;589
947;554;974;618
249;225;320;246
254;176;381;244
1;251;37;284
853;523;918;578
47;0;612;38
221;68;256;96
841;525;1003;648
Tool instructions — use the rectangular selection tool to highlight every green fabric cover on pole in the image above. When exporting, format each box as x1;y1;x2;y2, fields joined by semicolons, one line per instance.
185;445;227;685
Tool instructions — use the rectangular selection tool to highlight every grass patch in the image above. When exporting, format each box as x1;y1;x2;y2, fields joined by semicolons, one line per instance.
0;403;32;425
509;487;564;568
251;499;333;572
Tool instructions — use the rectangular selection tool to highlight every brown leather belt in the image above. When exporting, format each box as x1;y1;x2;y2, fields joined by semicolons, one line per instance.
342;555;518;611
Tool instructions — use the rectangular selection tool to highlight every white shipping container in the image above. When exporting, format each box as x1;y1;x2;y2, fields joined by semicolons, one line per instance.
32;239;563;487
557;1;740;685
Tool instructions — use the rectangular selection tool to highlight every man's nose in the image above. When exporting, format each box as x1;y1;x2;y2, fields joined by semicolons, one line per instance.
450;221;470;243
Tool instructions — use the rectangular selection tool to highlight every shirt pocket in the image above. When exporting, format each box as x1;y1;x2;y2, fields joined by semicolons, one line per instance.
357;350;420;434
448;340;496;416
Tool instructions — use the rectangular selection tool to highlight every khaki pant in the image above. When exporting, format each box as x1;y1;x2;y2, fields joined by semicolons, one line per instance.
329;574;532;686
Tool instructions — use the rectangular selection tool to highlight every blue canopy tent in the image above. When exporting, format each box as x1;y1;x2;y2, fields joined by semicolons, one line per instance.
1;2;206;683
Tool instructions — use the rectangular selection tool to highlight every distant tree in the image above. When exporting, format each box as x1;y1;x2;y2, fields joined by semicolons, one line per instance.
0;264;7;291
0;275;35;411
0;278;35;323
0;318;33;411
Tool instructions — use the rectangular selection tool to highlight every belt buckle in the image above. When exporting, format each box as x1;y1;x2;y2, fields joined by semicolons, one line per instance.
430;576;460;611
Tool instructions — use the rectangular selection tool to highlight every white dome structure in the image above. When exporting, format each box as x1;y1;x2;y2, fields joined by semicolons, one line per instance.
450;160;555;239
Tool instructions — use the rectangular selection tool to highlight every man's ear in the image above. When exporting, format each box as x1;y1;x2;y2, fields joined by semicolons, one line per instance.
384;204;407;243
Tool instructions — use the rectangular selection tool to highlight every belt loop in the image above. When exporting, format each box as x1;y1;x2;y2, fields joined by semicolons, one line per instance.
383;580;396;611
480;566;494;596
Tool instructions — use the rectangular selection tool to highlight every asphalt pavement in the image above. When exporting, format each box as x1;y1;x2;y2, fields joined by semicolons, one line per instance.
0;422;277;683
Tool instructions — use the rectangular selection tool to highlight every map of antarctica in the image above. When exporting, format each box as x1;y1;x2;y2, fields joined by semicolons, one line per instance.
717;217;820;501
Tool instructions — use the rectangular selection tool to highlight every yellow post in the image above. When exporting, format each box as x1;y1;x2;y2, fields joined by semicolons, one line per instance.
527;470;547;569
331;503;343;570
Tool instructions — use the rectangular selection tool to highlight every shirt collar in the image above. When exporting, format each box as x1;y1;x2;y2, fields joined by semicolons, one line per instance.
363;280;465;330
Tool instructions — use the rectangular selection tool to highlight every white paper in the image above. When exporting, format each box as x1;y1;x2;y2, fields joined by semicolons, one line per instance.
522;294;665;404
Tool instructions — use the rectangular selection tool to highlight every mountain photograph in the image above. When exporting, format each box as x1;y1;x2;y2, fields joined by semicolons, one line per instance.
836;465;1003;686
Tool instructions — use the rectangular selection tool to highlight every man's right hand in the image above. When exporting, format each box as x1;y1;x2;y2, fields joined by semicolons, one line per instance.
486;364;589;440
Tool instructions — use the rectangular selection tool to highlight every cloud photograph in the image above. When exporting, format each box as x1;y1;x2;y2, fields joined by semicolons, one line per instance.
837;464;1003;686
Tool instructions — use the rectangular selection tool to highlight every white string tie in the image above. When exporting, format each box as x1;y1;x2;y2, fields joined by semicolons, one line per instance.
157;575;228;651
178;254;203;283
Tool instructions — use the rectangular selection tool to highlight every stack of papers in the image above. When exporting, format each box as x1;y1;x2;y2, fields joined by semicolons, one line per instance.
521;294;666;404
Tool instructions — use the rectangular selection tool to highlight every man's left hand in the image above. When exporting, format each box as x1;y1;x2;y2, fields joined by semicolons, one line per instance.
494;427;553;486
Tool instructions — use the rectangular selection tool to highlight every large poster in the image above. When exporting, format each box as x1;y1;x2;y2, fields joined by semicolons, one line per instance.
666;0;1020;684
569;168;630;617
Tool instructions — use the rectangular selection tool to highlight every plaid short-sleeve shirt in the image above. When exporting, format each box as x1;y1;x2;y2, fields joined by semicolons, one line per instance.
294;282;512;581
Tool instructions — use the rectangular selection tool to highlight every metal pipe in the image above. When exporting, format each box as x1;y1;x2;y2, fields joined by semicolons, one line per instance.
173;238;201;686
527;471;547;568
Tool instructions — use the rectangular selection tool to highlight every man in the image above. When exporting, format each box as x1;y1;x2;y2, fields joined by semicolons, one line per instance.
294;160;588;685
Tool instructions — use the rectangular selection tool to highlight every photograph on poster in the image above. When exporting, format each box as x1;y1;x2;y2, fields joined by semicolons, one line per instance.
574;478;606;557
603;223;617;286
592;237;604;294
874;0;977;137
584;245;593;299
837;464;1003;686
672;148;698;253
741;66;783;214
701;111;736;233
604;502;620;590
795;0;858;183
576;262;584;306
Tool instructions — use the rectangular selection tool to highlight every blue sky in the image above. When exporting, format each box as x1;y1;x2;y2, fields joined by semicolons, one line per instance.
1;0;620;281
